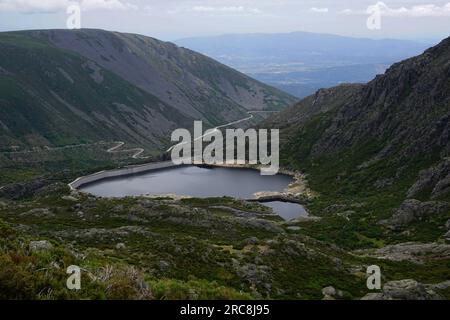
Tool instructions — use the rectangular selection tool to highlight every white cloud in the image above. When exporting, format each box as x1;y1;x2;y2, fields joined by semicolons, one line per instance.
340;2;450;17
339;8;354;15
0;0;138;13
309;7;328;13
81;0;137;11
0;0;65;13
191;5;261;15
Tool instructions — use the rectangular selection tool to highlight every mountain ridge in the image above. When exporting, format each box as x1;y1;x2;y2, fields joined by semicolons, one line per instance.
0;29;296;151
263;36;450;243
40;29;296;118
268;36;450;159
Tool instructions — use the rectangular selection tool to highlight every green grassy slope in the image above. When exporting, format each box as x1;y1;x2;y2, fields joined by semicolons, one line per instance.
0;32;192;150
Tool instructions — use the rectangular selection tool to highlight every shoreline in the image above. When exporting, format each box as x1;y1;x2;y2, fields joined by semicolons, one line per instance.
68;161;314;205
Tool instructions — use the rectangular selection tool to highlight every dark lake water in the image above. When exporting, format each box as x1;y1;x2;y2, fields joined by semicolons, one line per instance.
81;166;293;198
80;165;307;220
262;201;308;220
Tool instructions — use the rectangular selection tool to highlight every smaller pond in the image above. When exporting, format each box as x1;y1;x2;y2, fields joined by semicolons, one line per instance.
261;201;308;221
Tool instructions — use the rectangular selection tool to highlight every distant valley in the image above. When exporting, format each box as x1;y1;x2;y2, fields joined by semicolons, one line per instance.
176;32;430;98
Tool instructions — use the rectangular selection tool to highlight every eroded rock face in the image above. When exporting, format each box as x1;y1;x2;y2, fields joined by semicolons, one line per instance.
407;159;450;199
361;279;443;300
379;199;449;229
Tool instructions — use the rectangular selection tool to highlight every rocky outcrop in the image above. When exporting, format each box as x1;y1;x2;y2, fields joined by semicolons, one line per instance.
361;279;443;300
354;242;450;264
288;216;322;223
445;219;450;240
0;179;48;200
379;199;449;229
20;208;54;218
29;240;53;252
61;195;79;202
115;243;126;250
322;286;344;300
265;37;450;207
232;218;284;233
56;226;157;241
209;206;273;218
407;159;450;199
0;179;70;200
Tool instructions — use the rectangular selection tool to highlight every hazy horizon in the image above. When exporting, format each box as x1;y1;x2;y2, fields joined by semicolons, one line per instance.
0;0;448;42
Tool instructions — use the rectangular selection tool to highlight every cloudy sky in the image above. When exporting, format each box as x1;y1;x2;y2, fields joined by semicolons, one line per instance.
0;0;449;41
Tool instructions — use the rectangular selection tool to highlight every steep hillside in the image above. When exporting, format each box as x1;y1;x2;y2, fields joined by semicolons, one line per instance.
269;36;449;188
39;29;296;122
0;33;193;151
0;29;296;151
265;37;450;246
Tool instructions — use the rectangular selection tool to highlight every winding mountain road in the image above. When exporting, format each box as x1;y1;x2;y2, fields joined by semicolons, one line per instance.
1;110;278;160
106;141;150;159
166;110;278;153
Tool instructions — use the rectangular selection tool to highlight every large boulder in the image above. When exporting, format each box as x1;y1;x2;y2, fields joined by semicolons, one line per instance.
29;240;53;252
321;286;344;300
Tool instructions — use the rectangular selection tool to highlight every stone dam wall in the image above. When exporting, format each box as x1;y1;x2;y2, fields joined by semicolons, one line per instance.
69;161;180;190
